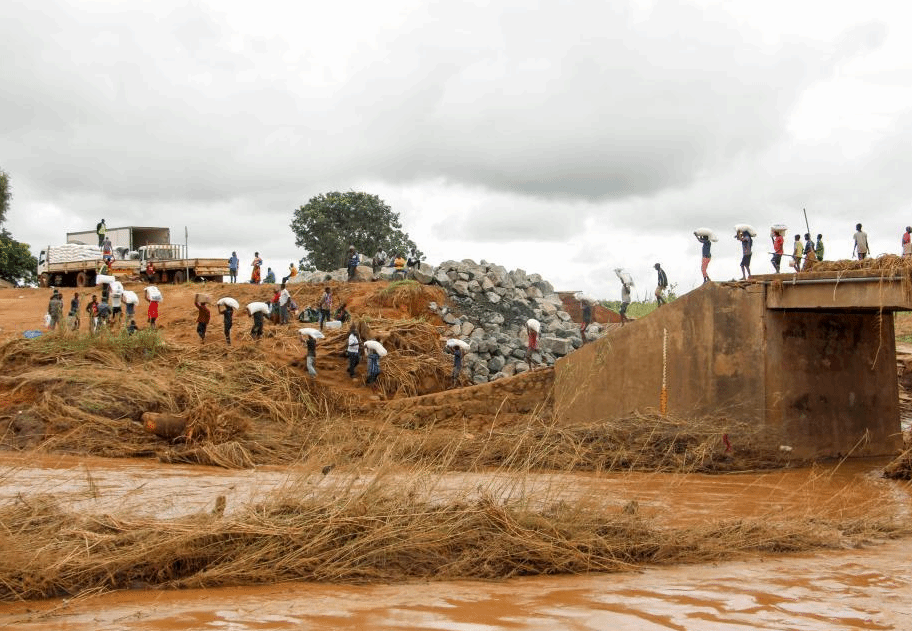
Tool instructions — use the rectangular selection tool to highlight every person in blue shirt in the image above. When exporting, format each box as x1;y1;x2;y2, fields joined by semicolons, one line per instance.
695;232;712;283
228;251;239;283
347;247;360;281
365;346;381;385
736;230;753;280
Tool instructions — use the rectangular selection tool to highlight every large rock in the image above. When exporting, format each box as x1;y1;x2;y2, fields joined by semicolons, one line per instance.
452;280;470;297
540;335;573;356
487;356;506;372
411;262;435;284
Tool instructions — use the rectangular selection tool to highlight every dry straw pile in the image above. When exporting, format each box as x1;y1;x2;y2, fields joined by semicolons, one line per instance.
0;470;906;602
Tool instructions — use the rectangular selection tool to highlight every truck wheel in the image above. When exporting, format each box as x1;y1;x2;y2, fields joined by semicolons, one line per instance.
173;270;185;284
76;271;89;287
38;273;50;288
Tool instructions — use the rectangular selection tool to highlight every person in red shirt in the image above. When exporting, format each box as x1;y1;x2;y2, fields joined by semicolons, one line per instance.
195;298;210;343
770;229;784;273
147;297;159;328
903;227;912;257
524;320;539;370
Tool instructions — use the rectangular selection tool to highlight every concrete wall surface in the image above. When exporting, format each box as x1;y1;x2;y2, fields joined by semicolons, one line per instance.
553;283;767;427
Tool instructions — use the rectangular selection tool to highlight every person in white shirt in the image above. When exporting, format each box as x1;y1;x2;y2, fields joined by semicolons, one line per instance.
346;325;361;378
278;284;291;324
853;223;869;260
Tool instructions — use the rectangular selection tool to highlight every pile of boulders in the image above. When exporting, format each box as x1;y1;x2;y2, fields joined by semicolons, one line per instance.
292;258;597;384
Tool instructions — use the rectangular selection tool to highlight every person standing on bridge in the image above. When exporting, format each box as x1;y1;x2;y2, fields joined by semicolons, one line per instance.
654;263;668;307
902;227;912;257
695;232;712;283
619;279;632;325
771;229;784;273
802;233;817;271
853;223;869;260
736;230;752;280
815;234;825;262
790;234;802;271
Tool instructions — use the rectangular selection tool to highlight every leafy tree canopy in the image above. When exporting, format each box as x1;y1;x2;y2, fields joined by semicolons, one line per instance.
0;229;37;286
290;191;422;271
0;168;10;224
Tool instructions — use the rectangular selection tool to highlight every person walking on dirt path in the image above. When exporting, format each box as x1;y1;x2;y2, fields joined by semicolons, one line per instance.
346;247;360;281
903;228;912;257
619;279;632;325
250;252;263;284
695;232;712;282
346;325;361;378
853;223;869;260
250;308;265;340
771;229;784;273
218;302;234;345
789;234;803;271
816;234;825;262
147;295;158;329
86;294;98;333
194;298;210;343
303;333;317;377
96;219;106;247
110;288;123;327
278;284;291;325
228;252;239;283
318;287;333;331
654;263;668;307
736;230;753;280
124;295;135;324
524;321;539;369
802;233;817;271
68;291;80;330
365;344;381;385
47;289;63;331
96;298;111;331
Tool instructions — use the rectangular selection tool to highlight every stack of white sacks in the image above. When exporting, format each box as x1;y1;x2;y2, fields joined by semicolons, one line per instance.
48;244;102;263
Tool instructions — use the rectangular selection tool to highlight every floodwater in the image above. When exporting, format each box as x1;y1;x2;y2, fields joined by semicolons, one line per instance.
0;453;910;630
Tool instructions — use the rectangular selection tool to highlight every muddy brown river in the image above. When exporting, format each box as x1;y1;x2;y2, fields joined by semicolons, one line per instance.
1;453;910;630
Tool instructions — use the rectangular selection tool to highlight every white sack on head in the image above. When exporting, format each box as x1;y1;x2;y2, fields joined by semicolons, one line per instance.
246;301;269;315
526;318;541;333
694;227;719;242
110;281;124;296
144;286;163;302
771;223;788;233
121;290;139;305
217;297;240;310
614;269;635;286
734;223;757;236
364;340;388;357
446;338;471;350
574;292;596;304
298;327;325;339
95;274;116;285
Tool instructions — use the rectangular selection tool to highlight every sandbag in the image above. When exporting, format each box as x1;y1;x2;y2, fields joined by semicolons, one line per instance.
526;318;541;333
121;290;139;305
614;269;635;286
298;327;325;339
246;301;269;315
574;292;596;304
110;281;124;296
217;297;240;310
734;223;757;236
142;412;187;440
694;227;719;242
324;320;343;330
364;340;388;357
446;338;471;350
195;293;212;305
771;223;788;234
145;286;163;302
95;274;116;285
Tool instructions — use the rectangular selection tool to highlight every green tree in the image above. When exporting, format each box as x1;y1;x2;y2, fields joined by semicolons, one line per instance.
0;170;38;286
0;229;37;286
0;168;10;224
290;191;422;271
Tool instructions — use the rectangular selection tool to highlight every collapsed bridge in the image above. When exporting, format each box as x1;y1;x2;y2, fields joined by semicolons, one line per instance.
554;270;911;458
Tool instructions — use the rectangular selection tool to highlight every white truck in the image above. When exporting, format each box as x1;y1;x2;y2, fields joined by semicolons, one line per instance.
37;226;229;287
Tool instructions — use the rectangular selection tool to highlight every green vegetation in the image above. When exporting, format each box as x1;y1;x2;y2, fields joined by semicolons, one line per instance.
32;328;167;361
291;191;421;271
0;169;37;286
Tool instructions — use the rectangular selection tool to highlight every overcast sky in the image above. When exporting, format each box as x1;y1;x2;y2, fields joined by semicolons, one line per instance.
3;0;911;299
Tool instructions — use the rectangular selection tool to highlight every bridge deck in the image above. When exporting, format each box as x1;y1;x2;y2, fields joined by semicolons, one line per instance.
750;271;912;311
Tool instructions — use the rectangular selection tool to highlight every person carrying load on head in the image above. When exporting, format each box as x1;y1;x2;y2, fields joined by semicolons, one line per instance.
218;302;234;345
736;230;752;280
694;232;712;282
902;228;911;258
